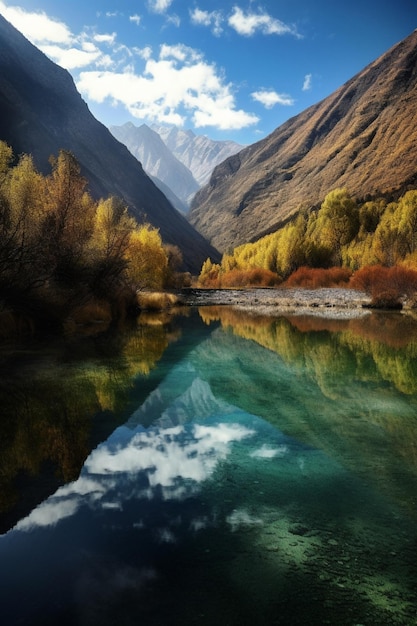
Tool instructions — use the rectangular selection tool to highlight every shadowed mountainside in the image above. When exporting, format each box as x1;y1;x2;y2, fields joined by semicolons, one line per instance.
0;15;220;272
189;30;417;252
110;122;200;211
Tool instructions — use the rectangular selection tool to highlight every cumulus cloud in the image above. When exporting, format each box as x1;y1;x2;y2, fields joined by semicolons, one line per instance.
303;73;313;91
228;6;299;37
0;1;73;44
94;32;117;45
251;89;294;108
129;14;141;26
190;7;224;36
0;1;119;71
0;1;259;131
40;43;102;70
78;43;259;129
148;0;174;14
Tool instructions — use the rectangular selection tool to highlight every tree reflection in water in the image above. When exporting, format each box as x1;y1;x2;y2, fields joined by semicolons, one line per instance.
0;307;417;625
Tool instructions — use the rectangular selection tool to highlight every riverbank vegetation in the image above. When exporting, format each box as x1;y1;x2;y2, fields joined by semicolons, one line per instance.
198;187;417;308
0;141;189;336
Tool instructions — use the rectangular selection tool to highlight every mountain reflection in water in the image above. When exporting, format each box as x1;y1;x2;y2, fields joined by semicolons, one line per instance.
0;308;417;625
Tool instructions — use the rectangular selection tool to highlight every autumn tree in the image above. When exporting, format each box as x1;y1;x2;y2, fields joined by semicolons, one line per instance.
0;149;47;293
397;190;417;256
312;188;359;265
276;212;308;277
42;150;96;285
125;224;168;291
88;195;136;295
163;244;186;288
198;258;221;287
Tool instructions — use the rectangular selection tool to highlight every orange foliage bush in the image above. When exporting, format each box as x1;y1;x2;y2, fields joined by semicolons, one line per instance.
285;266;352;289
349;265;417;308
220;268;281;288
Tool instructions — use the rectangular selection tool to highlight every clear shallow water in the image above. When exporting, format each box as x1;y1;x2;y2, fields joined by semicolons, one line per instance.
1;308;417;625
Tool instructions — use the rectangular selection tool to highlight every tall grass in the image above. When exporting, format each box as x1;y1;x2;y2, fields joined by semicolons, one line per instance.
136;291;180;310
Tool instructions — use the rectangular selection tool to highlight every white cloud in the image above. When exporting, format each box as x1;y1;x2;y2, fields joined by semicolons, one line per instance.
148;0;174;14
129;14;141;26
94;32;117;45
251;89;294;108
303;73;312;91
166;13;181;27
0;2;120;71
40;44;102;70
135;46;153;60
228;6;299;37
77;44;259;130
0;2;73;44
190;7;224;36
0;1;260;131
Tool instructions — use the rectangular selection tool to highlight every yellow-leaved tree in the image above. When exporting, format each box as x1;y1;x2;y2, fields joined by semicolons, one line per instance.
125;224;168;290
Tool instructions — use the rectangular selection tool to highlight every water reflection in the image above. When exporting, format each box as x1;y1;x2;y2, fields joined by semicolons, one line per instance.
196;307;417;514
0;314;207;530
17;416;256;533
1;308;417;625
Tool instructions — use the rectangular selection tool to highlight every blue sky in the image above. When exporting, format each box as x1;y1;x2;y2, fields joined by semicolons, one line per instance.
0;0;415;144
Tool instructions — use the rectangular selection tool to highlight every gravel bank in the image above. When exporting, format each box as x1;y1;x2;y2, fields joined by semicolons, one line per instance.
179;287;372;318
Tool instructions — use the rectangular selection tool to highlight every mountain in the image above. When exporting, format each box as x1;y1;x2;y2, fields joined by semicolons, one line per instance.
148;174;189;215
151;124;243;187
0;15;219;273
189;30;417;252
110;122;199;210
111;122;243;210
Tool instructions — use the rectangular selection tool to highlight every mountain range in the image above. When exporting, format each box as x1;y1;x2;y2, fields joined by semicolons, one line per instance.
110;122;242;211
1;11;417;271
189;30;417;252
0;14;219;273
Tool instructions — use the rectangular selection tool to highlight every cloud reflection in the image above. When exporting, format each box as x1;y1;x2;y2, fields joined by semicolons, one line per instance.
250;444;288;459
226;508;263;532
15;419;255;532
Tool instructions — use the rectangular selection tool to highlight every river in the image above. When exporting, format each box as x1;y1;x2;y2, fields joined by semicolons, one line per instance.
1;306;416;625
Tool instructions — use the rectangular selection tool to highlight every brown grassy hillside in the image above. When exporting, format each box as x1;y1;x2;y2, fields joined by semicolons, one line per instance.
190;30;417;252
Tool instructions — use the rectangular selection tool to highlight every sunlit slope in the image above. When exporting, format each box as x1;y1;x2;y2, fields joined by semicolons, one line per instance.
190;31;417;252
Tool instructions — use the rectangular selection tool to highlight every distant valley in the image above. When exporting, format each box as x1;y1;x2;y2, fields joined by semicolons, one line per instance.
110;122;242;213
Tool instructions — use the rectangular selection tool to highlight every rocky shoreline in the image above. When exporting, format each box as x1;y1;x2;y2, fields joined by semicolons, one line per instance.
179;287;373;318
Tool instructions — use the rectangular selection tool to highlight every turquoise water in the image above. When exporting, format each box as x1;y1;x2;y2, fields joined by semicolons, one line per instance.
1;309;417;625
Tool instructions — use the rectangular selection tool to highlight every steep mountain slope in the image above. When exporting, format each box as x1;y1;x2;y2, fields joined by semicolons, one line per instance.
151;124;243;187
0;15;219;272
190;30;417;252
110;123;199;209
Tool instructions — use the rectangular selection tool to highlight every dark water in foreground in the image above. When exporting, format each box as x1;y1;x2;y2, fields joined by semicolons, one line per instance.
1;307;417;625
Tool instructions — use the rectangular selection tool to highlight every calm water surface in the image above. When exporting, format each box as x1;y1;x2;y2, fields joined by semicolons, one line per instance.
1;307;417;625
